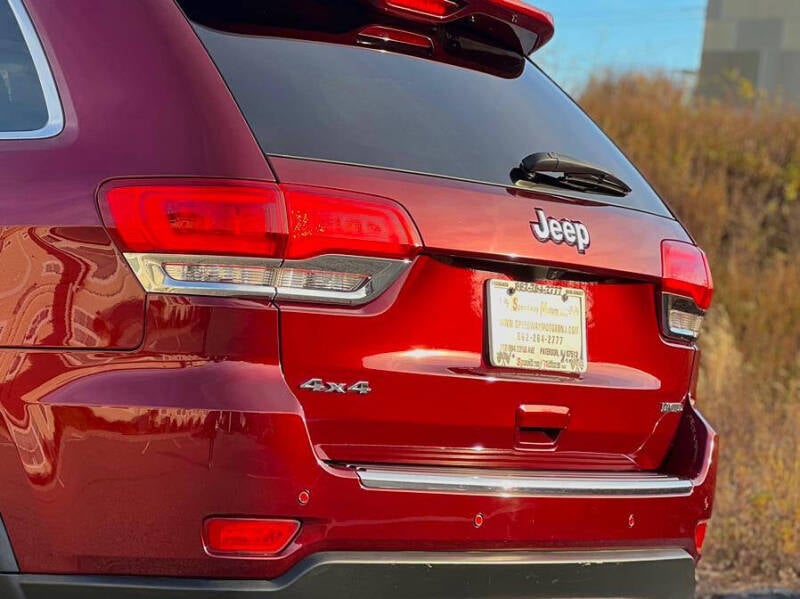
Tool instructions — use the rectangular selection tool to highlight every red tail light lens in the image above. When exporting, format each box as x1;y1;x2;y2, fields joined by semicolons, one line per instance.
385;0;461;17
661;240;714;342
372;0;554;54
103;183;288;258
284;186;421;260
358;25;435;53
99;179;421;305
203;518;299;557
661;240;713;311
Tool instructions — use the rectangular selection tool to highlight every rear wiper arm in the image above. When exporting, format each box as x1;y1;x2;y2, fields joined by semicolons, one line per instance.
513;152;633;197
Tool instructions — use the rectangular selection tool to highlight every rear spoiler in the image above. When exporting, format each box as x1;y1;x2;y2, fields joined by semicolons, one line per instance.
369;0;555;54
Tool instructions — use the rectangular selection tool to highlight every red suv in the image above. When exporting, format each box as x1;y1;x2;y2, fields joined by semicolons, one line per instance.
0;0;717;597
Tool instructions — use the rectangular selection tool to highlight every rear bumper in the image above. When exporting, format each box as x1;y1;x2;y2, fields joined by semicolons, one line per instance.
0;549;695;599
0;385;717;580
0;293;718;581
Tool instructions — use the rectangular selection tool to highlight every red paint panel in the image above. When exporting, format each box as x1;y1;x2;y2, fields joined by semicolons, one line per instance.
270;157;691;276
0;226;144;349
0;0;273;349
0;293;717;578
271;158;694;471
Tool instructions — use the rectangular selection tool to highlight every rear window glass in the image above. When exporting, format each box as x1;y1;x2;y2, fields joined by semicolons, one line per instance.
184;3;670;217
0;0;48;132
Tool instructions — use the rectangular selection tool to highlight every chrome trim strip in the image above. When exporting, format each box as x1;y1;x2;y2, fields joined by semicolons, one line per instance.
124;253;281;299
300;548;693;565
278;255;409;305
123;253;409;304
1;0;65;140
355;465;694;497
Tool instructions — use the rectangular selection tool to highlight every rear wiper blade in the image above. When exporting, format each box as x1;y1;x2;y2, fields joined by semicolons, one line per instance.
513;152;633;197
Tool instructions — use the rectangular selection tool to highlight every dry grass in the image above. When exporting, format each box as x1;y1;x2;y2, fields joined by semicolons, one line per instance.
578;74;800;590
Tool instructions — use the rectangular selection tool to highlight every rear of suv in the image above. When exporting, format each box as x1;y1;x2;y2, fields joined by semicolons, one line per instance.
0;1;717;597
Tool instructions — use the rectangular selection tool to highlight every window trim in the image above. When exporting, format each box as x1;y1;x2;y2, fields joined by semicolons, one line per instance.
0;0;64;139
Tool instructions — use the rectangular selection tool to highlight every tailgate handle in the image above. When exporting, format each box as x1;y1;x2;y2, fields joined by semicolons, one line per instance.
516;405;570;447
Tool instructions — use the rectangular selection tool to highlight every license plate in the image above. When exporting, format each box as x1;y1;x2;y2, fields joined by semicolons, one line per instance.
487;280;587;374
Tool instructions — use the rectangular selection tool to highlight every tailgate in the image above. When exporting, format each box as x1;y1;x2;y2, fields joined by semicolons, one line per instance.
273;158;694;471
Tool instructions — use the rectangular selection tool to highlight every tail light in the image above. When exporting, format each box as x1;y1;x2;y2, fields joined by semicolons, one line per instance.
385;0;462;17
203;518;299;557
103;184;287;257
370;0;554;54
283;186;420;260
99;180;421;306
357;25;435;54
660;240;714;341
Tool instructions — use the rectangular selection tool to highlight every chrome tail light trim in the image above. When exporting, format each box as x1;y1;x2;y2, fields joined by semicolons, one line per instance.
123;253;410;305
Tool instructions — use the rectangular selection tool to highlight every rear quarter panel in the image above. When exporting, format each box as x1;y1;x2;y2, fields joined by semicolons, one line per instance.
0;0;278;574
0;0;272;349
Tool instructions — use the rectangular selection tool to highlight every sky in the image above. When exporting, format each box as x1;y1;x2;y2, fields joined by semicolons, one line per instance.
530;0;709;94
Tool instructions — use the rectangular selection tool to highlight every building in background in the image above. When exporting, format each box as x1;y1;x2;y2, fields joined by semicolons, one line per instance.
698;0;800;102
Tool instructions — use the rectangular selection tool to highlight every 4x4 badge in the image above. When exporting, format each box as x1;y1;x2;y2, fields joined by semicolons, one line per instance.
531;208;591;254
300;378;372;395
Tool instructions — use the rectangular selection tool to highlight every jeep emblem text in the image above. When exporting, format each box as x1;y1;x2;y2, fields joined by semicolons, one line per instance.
530;208;591;254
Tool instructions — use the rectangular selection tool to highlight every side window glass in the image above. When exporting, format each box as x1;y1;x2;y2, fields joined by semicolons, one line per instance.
0;0;61;137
